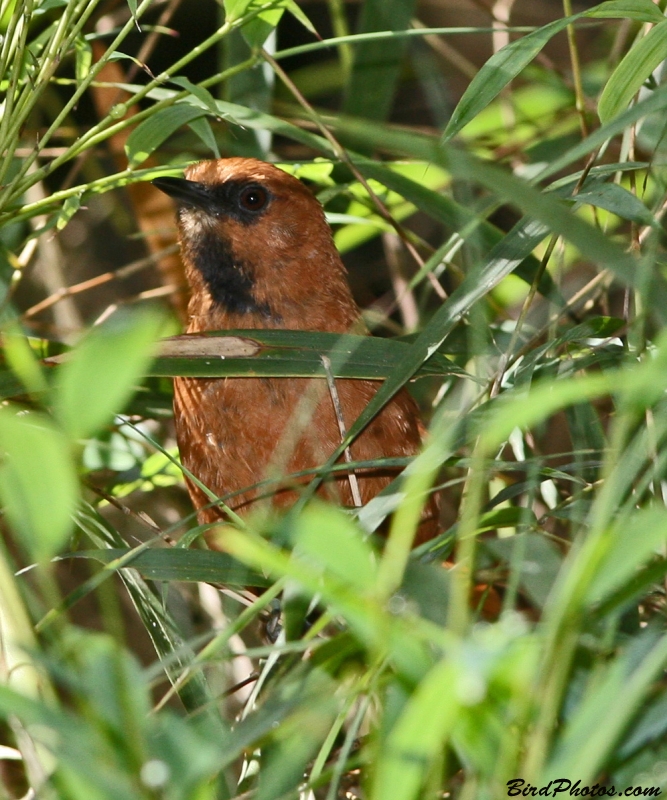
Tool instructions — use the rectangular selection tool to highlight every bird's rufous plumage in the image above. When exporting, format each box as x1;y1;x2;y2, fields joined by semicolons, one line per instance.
154;158;439;543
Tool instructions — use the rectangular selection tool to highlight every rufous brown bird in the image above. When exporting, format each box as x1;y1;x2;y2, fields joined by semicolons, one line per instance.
153;158;439;543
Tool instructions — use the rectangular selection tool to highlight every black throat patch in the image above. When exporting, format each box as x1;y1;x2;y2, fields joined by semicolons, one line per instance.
187;227;272;317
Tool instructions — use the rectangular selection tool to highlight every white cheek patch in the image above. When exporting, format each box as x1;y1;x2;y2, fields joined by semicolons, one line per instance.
179;209;217;240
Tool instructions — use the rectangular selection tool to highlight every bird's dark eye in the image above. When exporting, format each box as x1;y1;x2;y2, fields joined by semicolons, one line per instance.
239;185;268;212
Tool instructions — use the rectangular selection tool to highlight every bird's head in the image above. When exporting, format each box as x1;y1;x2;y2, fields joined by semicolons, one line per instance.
153;158;358;330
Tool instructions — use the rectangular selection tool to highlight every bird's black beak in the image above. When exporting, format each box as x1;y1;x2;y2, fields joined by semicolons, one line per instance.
152;177;213;213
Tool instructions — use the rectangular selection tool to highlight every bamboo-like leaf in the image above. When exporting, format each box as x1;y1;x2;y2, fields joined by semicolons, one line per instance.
585;507;667;606
0;408;78;560
150;330;469;380
224;0;317;46
443;0;665;141
169;76;221;115
355;159;561;302
574;182;656;225
371;656;462;800
63;547;271;587
330;117;661;299
292;503;377;591
188;117;221;159
442;17;573;141
54;309;164;441
324;216;551;466
75;505;231;728
599;20;667;122
125;103;207;167
74;35;92;83
544;632;667;784
539;81;667;183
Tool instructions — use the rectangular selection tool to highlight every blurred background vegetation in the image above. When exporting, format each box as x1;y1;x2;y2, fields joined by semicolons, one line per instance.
3;0;667;797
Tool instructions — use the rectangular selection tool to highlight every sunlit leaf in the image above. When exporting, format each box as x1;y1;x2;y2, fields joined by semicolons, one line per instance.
0;408;78;560
54;309;164;441
170;76;220;115
371;656;462;800
545;632;667;784
599;20;667;122
444;0;665;140
293;503;377;591
56;193;82;231
586;507;667;605
74;36;92;83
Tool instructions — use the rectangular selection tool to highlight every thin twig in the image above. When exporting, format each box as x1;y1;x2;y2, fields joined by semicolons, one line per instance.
321;355;362;508
23;245;179;319
222;672;259;698
382;232;419;332
563;0;589;139
411;18;478;80
92;284;181;326
88;484;176;545
490;233;558;398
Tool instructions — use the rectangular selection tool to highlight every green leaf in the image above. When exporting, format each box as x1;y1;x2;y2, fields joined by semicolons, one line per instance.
74;506;230;726
54;309;164;441
56;193;82;230
326;216;551;468
540;81;667;184
545;632;667;784
169;76;220;115
371;656;462;800
223;528;388;649
188;117;221;159
63;548;271;587
443;17;573;141
2;327;48;395
328;120;649;296
574;182;656;225
485;534;562;608
74;35;92;83
240;4;285;48
586;0;666;23
586;507;667;605
226;0;317;47
33;0;68;15
0;370;26;401
293;503;377;591
255;674;336;800
107;50;146;70
445;150;643;290
223;0;252;21
151;329;469;380
282;1;318;38
226;667;337;780
125;103;207;167
443;0;665;141
0;408;78;560
355;160;561;302
599;20;667;122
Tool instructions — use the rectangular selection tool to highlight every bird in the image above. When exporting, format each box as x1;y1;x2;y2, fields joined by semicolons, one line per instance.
152;158;440;544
